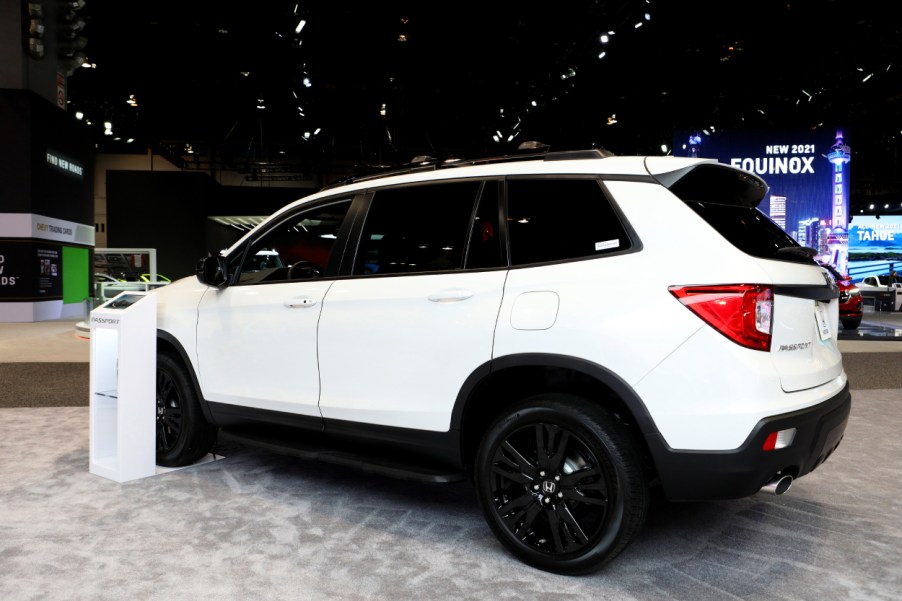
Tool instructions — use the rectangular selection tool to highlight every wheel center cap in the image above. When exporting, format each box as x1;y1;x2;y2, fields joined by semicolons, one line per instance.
542;480;557;494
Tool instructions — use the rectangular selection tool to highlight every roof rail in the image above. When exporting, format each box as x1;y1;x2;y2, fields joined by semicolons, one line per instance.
321;143;614;189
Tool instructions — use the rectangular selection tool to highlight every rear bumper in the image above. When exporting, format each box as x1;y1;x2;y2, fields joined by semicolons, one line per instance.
646;382;851;501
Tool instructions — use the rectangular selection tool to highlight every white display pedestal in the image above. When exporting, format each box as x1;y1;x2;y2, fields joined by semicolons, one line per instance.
89;291;157;482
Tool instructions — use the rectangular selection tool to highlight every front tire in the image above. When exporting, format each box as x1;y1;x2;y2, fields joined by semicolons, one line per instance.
156;353;217;467
475;394;648;574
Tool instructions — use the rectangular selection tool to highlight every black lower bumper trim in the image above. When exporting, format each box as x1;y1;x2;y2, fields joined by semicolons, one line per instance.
647;382;851;501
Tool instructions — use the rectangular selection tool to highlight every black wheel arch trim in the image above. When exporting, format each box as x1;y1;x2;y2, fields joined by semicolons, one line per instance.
156;330;216;424
451;353;661;437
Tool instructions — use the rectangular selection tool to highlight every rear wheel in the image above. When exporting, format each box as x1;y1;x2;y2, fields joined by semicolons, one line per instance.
475;394;648;574
156;353;217;467
841;317;861;330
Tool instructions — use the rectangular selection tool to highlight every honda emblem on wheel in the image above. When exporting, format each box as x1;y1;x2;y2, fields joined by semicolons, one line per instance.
542;480;557;494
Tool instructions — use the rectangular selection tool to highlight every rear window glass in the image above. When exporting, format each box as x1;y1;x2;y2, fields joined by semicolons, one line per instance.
669;165;813;264
685;202;810;261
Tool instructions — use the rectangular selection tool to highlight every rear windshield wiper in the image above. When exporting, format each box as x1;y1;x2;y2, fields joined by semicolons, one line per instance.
776;246;817;259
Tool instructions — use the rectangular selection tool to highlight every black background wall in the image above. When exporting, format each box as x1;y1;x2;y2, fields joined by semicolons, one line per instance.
106;171;309;278
0;89;93;224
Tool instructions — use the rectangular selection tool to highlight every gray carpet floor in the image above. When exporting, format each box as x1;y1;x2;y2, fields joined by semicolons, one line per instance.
0;382;900;599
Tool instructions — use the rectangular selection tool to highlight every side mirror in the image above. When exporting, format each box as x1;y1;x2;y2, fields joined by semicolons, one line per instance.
196;255;229;288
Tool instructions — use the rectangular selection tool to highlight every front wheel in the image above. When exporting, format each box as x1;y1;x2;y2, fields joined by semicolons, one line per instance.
156;353;217;467
475;394;648;574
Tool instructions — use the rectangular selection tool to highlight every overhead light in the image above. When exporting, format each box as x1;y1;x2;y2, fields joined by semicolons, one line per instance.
75;111;84;120
600;34;609;44
303;77;312;87
598;51;607;59
295;19;306;34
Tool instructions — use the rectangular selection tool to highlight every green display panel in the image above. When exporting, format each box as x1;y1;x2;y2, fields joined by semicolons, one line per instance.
62;246;90;304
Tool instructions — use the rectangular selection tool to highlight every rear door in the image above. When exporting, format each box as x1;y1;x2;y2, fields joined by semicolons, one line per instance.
317;180;507;431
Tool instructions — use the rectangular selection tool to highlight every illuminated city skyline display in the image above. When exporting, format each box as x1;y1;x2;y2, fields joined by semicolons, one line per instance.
674;127;851;273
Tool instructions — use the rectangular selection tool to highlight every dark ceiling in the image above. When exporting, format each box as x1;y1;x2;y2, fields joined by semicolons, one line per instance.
67;1;902;194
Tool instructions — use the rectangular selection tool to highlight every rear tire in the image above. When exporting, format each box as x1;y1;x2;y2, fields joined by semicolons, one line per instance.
841;318;861;330
156;353;217;467
474;393;648;574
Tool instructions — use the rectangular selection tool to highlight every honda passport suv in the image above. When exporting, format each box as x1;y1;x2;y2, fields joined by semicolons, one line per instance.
153;147;851;574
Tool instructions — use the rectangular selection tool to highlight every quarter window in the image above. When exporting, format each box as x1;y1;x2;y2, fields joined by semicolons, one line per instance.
507;178;631;266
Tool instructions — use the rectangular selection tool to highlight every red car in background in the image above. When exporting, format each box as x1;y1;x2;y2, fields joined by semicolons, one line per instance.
821;263;863;330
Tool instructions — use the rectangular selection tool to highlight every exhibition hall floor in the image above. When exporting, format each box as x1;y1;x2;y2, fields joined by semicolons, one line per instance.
0;317;900;600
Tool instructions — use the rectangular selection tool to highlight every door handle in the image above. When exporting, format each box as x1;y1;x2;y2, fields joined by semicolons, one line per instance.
428;288;474;303
284;297;318;308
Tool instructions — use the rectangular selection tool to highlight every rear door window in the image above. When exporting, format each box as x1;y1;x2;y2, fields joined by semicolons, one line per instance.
354;181;483;275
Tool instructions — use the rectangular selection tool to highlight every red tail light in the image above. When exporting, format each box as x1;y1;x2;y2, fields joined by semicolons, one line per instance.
669;284;774;351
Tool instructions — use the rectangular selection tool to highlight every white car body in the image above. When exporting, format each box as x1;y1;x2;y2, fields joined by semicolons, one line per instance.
152;150;851;574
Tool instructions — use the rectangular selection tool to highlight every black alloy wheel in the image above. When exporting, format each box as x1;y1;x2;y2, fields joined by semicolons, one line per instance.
156;366;183;456
155;353;217;467
475;394;648;574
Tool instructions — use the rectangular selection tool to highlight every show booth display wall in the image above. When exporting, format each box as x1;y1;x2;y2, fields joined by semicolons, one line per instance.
0;90;94;322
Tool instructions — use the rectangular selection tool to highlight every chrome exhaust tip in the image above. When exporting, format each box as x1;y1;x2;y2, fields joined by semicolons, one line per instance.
760;474;793;495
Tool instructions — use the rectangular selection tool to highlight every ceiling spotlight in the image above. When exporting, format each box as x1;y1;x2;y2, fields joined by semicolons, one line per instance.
75;111;84;120
295;19;306;34
598;51;607;59
600;34;609;44
303;77;312;88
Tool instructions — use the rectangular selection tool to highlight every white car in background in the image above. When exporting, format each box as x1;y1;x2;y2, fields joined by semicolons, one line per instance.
856;274;902;311
857;274;902;290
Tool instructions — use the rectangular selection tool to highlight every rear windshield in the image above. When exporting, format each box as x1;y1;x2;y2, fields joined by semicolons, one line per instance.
667;164;815;264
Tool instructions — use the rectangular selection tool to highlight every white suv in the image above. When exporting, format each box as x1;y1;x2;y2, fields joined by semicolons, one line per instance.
153;148;851;574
